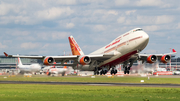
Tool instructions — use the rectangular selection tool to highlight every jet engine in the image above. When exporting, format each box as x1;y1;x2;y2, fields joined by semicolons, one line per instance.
161;55;171;63
78;56;91;65
43;57;55;65
147;55;157;63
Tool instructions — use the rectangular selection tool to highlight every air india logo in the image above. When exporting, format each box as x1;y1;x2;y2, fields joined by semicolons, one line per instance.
69;38;81;55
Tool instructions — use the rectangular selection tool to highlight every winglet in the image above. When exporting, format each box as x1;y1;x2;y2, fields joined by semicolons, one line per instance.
4;52;8;57
172;49;177;53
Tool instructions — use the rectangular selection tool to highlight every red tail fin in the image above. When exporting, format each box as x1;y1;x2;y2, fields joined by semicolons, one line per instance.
68;36;84;55
172;49;177;53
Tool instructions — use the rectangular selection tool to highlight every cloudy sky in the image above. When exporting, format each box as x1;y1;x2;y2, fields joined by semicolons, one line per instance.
0;0;180;57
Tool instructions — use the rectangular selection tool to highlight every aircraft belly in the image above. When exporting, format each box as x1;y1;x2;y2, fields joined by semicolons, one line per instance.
99;50;138;67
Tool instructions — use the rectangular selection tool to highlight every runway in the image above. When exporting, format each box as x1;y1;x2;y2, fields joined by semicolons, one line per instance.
0;81;180;87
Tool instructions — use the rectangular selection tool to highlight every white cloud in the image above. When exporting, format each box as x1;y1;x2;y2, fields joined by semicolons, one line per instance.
0;0;180;56
3;40;12;45
51;32;71;40
36;7;74;20
0;16;38;25
125;10;136;15
143;25;160;32
120;15;174;25
0;2;16;15
66;23;75;29
115;0;129;6
93;10;118;16
21;42;40;49
79;0;107;4
10;30;30;36
93;25;106;31
37;32;71;40
143;49;158;54
107;10;118;15
0;42;7;49
57;0;76;5
177;23;180;29
117;17;126;23
38;43;69;55
155;15;174;24
136;0;163;7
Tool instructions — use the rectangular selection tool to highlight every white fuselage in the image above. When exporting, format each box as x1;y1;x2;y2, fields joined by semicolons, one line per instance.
74;28;149;70
48;67;67;74
43;66;67;74
18;64;41;73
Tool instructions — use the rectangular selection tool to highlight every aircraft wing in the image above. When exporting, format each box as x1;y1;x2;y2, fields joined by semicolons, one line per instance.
4;52;114;66
134;49;177;63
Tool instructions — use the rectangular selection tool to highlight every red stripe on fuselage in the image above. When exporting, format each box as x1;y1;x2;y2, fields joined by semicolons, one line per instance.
101;50;138;67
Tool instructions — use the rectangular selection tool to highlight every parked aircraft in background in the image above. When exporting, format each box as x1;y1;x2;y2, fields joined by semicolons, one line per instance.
17;57;41;74
42;62;67;76
4;28;177;75
46;66;67;76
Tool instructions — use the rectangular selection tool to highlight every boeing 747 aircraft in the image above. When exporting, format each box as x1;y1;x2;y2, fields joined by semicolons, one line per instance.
4;28;177;75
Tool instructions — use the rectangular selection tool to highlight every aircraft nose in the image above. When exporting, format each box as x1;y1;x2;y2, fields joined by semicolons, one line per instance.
142;32;149;43
136;32;149;52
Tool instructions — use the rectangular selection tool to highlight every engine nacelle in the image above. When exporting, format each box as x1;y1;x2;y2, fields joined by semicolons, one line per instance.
78;56;91;65
147;55;157;63
161;55;171;63
43;57;55;65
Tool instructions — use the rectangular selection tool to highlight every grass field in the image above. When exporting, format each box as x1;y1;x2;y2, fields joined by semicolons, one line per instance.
0;84;180;101
1;75;180;84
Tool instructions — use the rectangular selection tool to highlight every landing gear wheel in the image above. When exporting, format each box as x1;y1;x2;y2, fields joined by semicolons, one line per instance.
100;70;104;75
111;69;117;75
124;70;126;74
111;70;114;75
115;69;117;74
124;66;128;74
127;71;129;74
94;67;99;75
127;67;130;74
104;70;107;74
97;71;99;75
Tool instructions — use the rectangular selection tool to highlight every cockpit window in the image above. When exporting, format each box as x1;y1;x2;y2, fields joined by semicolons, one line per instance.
133;29;143;32
136;29;142;31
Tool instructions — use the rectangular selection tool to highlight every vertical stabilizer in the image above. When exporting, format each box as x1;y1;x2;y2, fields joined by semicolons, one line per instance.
68;36;84;55
17;57;23;66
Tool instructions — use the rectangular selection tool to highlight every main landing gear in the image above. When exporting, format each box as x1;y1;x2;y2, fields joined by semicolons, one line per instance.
94;67;108;75
123;59;136;74
100;69;108;75
94;67;99;75
94;66;118;75
124;66;130;74
111;67;117;75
